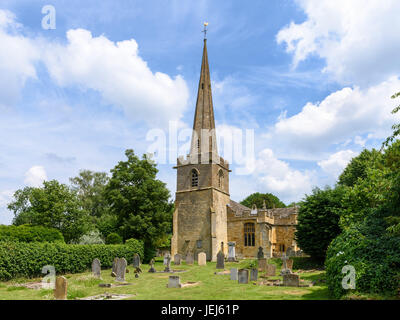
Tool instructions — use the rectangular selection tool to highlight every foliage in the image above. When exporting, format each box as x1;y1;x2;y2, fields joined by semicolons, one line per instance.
295;187;344;261
240;192;286;209
8;180;90;243
382;91;400;147
0;225;64;243
105;232;123;244
291;257;324;270
74;230;104;245
244;259;258;269
125;238;143;249
104;149;173;246
96;213;119;238
0;241;144;281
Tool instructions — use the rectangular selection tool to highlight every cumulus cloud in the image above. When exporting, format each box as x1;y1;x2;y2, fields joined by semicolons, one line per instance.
24;166;47;187
276;0;400;85
42;29;189;126
318;149;358;179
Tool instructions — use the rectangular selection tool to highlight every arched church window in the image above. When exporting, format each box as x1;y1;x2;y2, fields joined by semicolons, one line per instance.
191;169;199;187
244;223;255;247
218;170;224;188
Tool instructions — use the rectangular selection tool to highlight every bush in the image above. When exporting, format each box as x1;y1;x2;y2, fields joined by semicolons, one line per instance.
0;225;64;243
0;240;144;281
105;232;123;244
75;230;104;245
292;257;324;270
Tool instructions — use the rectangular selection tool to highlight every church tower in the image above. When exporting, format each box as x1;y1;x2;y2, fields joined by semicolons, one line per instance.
171;33;230;261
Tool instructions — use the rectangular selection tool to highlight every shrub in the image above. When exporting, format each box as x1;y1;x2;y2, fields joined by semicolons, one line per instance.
75;230;104;245
0;225;64;243
0;240;144;281
105;232;123;244
292;257;324;270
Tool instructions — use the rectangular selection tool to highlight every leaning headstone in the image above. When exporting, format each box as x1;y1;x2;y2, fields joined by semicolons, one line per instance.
216;251;225;269
258;258;267;272
198;252;206;266
111;257;118;277
54;276;67;300
148;259;156;273
257;247;264;259
250;268;258;281
92;258;101;279
230;268;238;280
115;258;127;282
164;254;171;272
283;274;300;287
238;269;249;284
163;253;171;266
167;275;182;288
227;242;236;262
266;264;276;276
174;254;181;265
185;252;194;265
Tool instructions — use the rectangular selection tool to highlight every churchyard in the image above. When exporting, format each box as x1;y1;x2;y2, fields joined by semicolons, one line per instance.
0;256;329;300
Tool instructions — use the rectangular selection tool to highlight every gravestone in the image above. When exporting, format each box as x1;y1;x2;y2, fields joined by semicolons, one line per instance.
230;268;238;281
286;247;295;257
174;254;181;265
258;258;267;272
283;274;300;287
216;251;225;269
111;257;118;277
280;254;291;275
238;269;249;284
185;252;194;265
148;258;156;273
164;254;171;272
54;276;67;300
167;276;182;288
266;264;276;276
257;247;264;259
227;242;236;262
198;252;206;266
115;258;127;282
287;259;294;271
92;258;101;279
250;268;258;281
133;254;140;268
163;253;170;265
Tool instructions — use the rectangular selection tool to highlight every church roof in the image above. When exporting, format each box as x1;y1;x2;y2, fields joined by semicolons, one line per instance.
228;200;251;214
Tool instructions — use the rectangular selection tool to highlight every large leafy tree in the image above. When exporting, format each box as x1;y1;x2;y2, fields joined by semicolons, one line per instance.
295;187;344;261
104;149;173;259
8;180;90;243
240;192;286;209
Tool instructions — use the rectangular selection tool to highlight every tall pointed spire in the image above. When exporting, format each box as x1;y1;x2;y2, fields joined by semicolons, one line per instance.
190;29;218;158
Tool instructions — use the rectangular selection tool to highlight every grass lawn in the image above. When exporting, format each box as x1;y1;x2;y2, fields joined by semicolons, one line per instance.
0;258;331;300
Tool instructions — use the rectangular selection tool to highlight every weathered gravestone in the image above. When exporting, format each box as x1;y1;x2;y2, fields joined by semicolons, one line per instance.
258;258;267;272
238;269;249;284
286;259;294;271
167;275;182;288
115;258;127;282
216;251;225;269
266;264;276;276
283;273;300;287
185;252;194;265
174;254;181;265
133;254;140;268
250;268;258;281
280;254;291;275
164;254;171;272
230;268;238;281
148;259;156;273
227;242;236;262
54;276;67;300
92;258;101;279
257;247;264;259
111;257;118;277
198;252;206;266
163;253;171;265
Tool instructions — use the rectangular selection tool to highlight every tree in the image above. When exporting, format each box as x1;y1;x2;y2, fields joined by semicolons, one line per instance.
240;192;286;209
8;180;90;243
295;187;344;262
382;91;400;147
104;149;174;261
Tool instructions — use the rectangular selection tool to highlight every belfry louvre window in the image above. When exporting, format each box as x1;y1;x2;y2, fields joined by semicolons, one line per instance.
244;223;255;247
191;170;199;187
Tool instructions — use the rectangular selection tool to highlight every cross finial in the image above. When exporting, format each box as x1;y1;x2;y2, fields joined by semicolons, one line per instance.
202;22;208;40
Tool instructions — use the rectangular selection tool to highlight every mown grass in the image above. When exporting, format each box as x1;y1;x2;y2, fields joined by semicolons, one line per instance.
0;258;331;300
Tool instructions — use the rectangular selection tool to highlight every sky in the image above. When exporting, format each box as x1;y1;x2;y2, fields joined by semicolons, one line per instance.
1;0;400;224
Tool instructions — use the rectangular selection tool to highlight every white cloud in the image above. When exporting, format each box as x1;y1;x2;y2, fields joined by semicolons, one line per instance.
24;166;47;187
43;29;189;126
318;149;358;179
276;0;400;86
267;76;400;155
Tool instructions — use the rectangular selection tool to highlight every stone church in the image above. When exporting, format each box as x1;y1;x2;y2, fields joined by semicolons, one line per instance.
171;37;299;261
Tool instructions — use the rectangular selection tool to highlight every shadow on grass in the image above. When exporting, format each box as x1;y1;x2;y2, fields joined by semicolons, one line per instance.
301;287;332;300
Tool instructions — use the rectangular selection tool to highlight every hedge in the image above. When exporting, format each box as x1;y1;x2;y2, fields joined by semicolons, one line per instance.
292;257;324;270
0;239;144;281
0;225;64;243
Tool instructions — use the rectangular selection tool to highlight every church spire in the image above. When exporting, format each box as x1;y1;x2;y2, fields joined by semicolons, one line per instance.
190;24;218;157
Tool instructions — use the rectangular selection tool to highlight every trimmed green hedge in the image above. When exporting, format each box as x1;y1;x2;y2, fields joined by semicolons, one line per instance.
292;257;324;270
0;240;144;281
0;225;64;243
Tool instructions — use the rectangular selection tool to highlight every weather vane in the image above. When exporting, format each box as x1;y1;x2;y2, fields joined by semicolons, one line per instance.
202;22;208;40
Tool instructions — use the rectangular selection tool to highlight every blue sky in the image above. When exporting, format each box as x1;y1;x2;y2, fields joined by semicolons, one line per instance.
1;0;400;224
